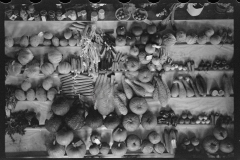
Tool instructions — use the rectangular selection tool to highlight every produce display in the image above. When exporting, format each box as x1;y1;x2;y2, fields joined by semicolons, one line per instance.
5;2;234;159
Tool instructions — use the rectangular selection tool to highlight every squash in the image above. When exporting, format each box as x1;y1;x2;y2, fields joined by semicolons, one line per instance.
172;79;186;98
126;35;136;46
121;75;133;99
197;34;208;44
100;142;110;155
115;35;126;46
141;139;153;154
116;26;126;36
129;45;139;57
151;34;162;45
15;89;26;101
47;140;65;158
219;137;234;153
162;33;176;46
138;51;151;65
185;76;200;97
148;63;156;72
180;76;195;97
30;35;40;47
126;57;140;71
111;142;127;157
196;74;207;97
26;89;36;101
213;126;228;140
141;111;157;130
5;36;14;47
18;48;34;65
122;113;140;132
51;94;71;116
145;44;155;54
36;88;47;101
43;32;53;39
58;62;71;74
103;112;121;129
85;109;103;129
222;74;231;97
56;127;74;146
132;26;143;37
210;35;221;45
133;80;154;93
129;97;148;115
60;39;68;46
47;88;57;101
42;77;54;90
64;29;72;39
114;91;128;116
125;78;146;97
170;82;179;98
112;126;127;142
126;134;141;151
154;142;165;154
41;62;55;75
19;36;29;47
147;24;157;34
21;79;31;91
191;137;200;146
176;31;186;42
7;61;22;76
89;144;99;155
52;36;60;47
45;114;63;133
154;76;171;107
205;28;215;37
148;131;161;144
66;139;86;158
202;136;219;154
48;50;63;64
138;68;153;83
140;33;149;45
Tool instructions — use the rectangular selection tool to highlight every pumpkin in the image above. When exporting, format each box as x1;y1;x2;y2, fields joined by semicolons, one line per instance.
64;29;72;39
191;137;200;146
138;68;153;83
89;144;99;155
183;138;190;145
47;88;57;101
115;35;126;46
176;31;186;42
91;131;101;144
56;127;74;146
64;107;85;130
36;88;47;101
129;97;148;115
47;140;65;158
148;131;161;144
21;79;31;91
148;63;156;72
44;32;53;39
66;139;86;158
141;111;157;130
141;139;153;154
116;26;126;36
52;36;60;47
5;36;14;47
219;137;234;153
145;44;155;54
205;28;215;37
24;59;40;78
126;35;136;45
45;114;63;133
138;51;151;65
147;24;157;34
112;126;127;142
26;89;36;101
152;57;161;66
15;89;26;101
30;35;40;47
60;39;68;46
122;113;140;132
48;50;63;64
41;62;55;76
197;34;208;44
19;36;29;47
100;142;110;155
111;142;127;157
126;134;141;151
210;35;221;45
129;45;139;57
18;48;34;65
51;94;71;116
213;126;228;140
202;136;219;154
132;26;143;37
154;142;165;154
126;57;140;72
151;34;162;45
186;33;198;44
7;61;22;76
162;33;176;46
42;77;54;90
85;109;103;129
58;62;71;74
140;33;149;45
68;38;77;46
103;112;121;130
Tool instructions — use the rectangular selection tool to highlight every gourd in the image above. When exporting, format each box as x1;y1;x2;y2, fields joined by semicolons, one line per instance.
170;82;179;98
111;142;127;157
152;57;161;66
21;79;32;91
172;79;186;98
138;68;153;83
154;142;165;154
48;50;63;64
103;112;121;129
180;76;195;97
26;89;36;101
60;39;68;46
151;34;162;45
66;139;86;158
64;29;72;39
129;97;148;115
43;39;52;46
126;35;136;45
222;74;231;97
52;36;60;47
36;88;47;101
148;63;156;72
126;57;140;72
141;111;157;130
114;91;128;115
47;140;65;158
196;74;207;97
141;139;153;154
42;77;54;90
122;113;140;132
219;137;234;153
162;33;176;46
148;131;161;144
19;36;29;47
112;126;127;142
30;35;40;47
133;80;154;93
5;36;14;47
18;48;34;65
58;62;71;74
100;142;110;155
138;51;151;65
68;38;77;46
41;62;55;75
56;127;74;146
125;78;146;97
89;144;99;155
176;30;186;42
51;94;71;116
121;75;133;99
15;89;26;101
213;126;228;140
126;134;141;151
185;76;200;97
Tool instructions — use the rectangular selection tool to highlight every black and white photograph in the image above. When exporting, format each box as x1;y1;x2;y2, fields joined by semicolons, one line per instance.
3;0;237;158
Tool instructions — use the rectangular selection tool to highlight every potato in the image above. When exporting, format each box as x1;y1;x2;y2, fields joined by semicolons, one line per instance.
52;36;60;47
36;88;47;101
30;35;40;47
43;39;52;46
5;36;14;47
15;89;26;101
26;89;36;101
47;88;57;101
21;79;32;91
44;32;53;39
19;36;29;47
60;39;68;46
42;77;54;90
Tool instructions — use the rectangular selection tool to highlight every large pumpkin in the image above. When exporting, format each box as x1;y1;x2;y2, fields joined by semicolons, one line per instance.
126;134;141;151
111;142;127;157
202;136;219;154
48;50;63;64
112;126;127;142
41;62;55;75
58;62;71;74
66;139;86;158
219;137;234;153
122;113;140;132
129;97;148;115
18;48;34;65
141;111;157;130
213;126;228;140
